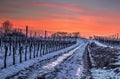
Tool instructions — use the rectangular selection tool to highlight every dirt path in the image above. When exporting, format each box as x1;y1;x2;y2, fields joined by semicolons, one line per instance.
36;43;87;79
9;40;88;79
52;43;87;79
27;44;84;79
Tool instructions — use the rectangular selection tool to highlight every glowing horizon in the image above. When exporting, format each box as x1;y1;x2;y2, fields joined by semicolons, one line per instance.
0;0;120;38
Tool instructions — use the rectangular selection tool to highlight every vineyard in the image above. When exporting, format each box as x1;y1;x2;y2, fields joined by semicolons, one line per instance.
0;26;78;69
0;22;120;79
0;36;76;69
94;36;120;47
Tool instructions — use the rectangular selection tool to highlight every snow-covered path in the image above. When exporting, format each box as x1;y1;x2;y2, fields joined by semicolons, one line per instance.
52;43;87;79
29;41;87;79
6;39;87;79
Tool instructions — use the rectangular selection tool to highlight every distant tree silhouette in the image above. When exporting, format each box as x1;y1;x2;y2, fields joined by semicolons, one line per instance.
51;32;68;38
51;32;80;38
72;32;80;38
8;28;25;37
1;20;13;35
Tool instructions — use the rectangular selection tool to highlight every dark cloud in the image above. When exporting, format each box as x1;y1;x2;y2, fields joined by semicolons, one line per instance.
97;0;120;11
0;0;119;21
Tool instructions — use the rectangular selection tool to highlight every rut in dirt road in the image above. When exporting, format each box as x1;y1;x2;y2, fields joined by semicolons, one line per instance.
39;43;88;79
8;39;88;79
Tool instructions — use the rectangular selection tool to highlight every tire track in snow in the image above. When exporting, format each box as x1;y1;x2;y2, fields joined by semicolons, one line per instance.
8;44;79;79
52;43;87;79
29;44;83;79
38;43;87;79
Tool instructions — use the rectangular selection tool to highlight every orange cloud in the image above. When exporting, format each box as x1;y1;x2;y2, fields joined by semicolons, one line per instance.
1;12;120;38
0;1;120;38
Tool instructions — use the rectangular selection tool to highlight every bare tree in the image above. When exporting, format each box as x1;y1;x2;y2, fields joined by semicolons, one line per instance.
72;32;80;38
1;20;13;35
51;32;68;38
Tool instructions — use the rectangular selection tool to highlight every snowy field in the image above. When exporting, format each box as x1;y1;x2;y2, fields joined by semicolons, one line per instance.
0;38;120;79
0;38;87;79
88;41;120;79
9;39;87;79
30;42;87;79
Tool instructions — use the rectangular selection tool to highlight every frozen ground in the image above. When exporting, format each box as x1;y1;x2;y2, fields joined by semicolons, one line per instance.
90;39;120;49
0;39;87;79
89;40;107;47
10;39;87;79
1;39;119;79
88;42;120;79
27;43;86;79
52;43;87;79
32;42;87;79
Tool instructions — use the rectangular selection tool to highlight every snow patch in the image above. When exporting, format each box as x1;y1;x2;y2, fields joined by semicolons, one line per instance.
0;39;81;79
91;68;120;79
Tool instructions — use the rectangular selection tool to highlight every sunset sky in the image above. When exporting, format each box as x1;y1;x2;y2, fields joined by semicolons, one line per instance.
0;0;120;37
